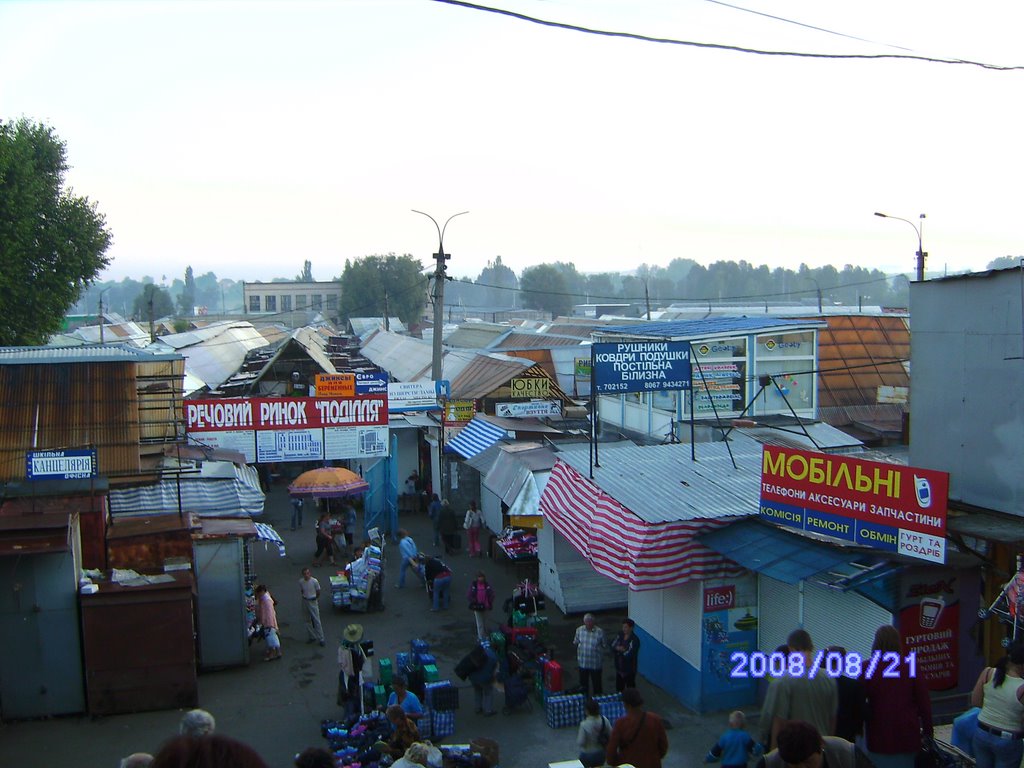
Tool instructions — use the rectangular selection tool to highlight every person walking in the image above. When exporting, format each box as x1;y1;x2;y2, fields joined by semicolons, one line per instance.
468;641;498;716
971;642;1024;768
862;625;931;768
464;500;483;558
612;618;641;692
605;687;669;768
428;493;442;547
422;554;453;611
574;613;607;697
290;496;303;531
299;567;325;647
312;511;336;567
255;584;282;661
578;698;613;767
467;571;495;640
438;500;459;555
760;628;837;750
396;529;423;589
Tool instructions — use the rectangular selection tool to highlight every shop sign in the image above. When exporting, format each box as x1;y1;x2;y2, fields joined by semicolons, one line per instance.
592;341;692;394
315;373;355;397
701;576;758;704
26;448;97;480
510;377;550;399
704;585;736;612
495;400;562;419
574;358;592;378
759;445;949;564
898;571;959;690
388;381;442;412
444;400;476;424
355;372;389;394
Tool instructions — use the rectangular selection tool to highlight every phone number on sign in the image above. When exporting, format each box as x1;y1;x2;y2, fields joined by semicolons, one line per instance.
729;650;917;679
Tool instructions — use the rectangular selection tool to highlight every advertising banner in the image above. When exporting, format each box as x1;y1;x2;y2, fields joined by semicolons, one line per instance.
510;378;551;398
26;448;97;480
388;382;441;412
898;569;960;690
702;577;758;707
592;341;692;394
495;400;562;419
574;358;592;378
444;400;476;425
759;446;949;564
692;361;746;412
315;373;355;397
355;372;389;394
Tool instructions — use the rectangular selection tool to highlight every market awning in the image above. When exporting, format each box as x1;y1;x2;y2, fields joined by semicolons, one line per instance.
444;417;508;459
698;518;873;585
109;462;265;518
254;522;286;557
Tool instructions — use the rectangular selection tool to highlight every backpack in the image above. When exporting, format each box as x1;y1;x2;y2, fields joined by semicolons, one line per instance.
598;716;610;747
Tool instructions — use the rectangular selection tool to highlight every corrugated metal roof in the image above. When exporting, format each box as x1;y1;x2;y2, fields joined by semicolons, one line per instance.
813;314;910;410
483;444;557;505
597;316;821;340
465;442;504;474
349;317;408;338
553;441;764;523
448;353;533;399
478;413;563;434
0;343;181;364
445;324;511;350
361;331;434;382
494;332;584;350
729;421;864;452
150;321;269;389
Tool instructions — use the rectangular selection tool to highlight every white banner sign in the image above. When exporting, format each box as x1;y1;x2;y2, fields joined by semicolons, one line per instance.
388;382;440;412
495;400;562;419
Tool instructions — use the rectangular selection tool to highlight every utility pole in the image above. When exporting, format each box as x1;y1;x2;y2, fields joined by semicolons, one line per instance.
148;290;156;343
98;290;106;345
644;279;652;320
383;290;390;332
412;210;468;382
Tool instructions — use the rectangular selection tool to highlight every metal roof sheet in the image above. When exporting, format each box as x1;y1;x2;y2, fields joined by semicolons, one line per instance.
444;325;511;350
361;331;434;382
150;322;269;389
554;440;764;523
349;317;408;338
494;332;585;350
0;343;181;364
598;316;820;340
449;353;533;399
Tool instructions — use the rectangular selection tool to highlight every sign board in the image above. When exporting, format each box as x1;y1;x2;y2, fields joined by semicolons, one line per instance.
495;400;562;419
185;396;389;463
574;358;592;379
388;382;442;412
26;448;97;480
355;372;389;394
898;570;960;691
703;585;736;612
444;400;476;425
315;373;355;397
510;377;550;399
759;445;949;564
592;341;692;394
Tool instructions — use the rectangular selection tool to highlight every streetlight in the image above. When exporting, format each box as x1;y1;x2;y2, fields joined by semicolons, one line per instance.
805;277;823;313
98;286;111;344
411;209;468;382
874;212;927;281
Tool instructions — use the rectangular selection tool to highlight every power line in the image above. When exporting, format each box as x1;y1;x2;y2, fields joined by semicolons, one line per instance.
433;0;1024;71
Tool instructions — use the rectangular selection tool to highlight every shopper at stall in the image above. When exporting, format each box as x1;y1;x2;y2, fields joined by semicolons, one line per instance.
312;511;336;567
422;554;453;611
438;500;459;555
255;584;282;661
574;613;606;697
383;705;420;758
605;687;669;768
428;493;442;547
387;674;425;722
578;698;613;767
294;747;335;768
397;529;423;589
612;618;641;692
467;640;498;716
298;568;325;647
338;623;368;718
464;500;484;558
467;571;495;640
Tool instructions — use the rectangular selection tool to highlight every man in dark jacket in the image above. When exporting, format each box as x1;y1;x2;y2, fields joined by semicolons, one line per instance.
606;687;668;768
467;642;498;716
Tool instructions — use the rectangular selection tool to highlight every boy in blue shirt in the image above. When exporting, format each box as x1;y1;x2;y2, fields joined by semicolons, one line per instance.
707;711;763;768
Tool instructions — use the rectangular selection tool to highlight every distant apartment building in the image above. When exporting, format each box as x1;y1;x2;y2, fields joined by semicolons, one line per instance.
242;281;342;325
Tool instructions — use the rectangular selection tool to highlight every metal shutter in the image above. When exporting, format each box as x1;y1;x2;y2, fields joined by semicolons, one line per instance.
803;581;891;657
759;576;801;652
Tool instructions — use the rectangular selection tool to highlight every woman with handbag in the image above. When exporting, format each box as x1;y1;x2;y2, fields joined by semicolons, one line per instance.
970;642;1024;768
578;698;612;767
862;625;932;768
467;571;495;640
605;687;668;768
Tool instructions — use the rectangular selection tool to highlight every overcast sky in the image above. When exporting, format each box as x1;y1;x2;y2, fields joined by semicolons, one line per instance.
2;0;1021;285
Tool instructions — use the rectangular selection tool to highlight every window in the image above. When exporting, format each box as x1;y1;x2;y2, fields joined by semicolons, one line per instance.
281;295;292;312
296;294;307;310
311;294;322;309
265;295;277;312
249;295;261;312
326;294;338;310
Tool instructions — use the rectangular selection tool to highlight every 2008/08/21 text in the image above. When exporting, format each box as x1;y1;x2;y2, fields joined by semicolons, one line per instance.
729;650;917;679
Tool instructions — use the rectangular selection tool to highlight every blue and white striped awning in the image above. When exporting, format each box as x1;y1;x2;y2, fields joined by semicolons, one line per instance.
445;417;508;459
254;522;287;557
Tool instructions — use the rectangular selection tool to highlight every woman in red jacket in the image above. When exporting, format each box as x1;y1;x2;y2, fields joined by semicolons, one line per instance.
862;624;932;768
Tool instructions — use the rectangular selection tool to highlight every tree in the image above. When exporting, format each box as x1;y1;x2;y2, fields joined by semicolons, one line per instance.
0;118;112;344
132;283;174;322
177;266;196;316
339;253;426;324
987;256;1022;271
297;260;313;281
476;255;518;307
519;264;570;317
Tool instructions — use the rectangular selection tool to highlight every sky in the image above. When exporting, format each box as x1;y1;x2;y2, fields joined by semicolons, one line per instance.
2;0;1022;285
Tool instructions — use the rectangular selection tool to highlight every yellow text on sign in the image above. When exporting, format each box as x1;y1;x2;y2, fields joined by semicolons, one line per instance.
315;373;355;397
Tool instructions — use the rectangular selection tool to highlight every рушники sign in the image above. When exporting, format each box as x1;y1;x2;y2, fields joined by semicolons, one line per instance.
26;448;97;480
759;445;950;564
592;341;692;394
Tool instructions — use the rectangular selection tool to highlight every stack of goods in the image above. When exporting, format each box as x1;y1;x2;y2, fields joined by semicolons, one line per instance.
330;574;352;609
544;691;624;730
320;711;392;767
593;692;625;723
336;545;384;612
497;528;538;561
368;638;458;743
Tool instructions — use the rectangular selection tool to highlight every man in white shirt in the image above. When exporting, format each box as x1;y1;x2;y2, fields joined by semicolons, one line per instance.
299;567;325;646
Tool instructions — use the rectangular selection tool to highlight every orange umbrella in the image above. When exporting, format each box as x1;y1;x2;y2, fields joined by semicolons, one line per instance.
288;467;369;498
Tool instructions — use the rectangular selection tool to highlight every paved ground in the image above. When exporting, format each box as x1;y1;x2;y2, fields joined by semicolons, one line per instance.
0;484;737;767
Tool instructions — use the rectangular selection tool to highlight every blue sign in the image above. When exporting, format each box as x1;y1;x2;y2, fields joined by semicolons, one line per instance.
759;499;900;552
592;341;692;394
435;380;451;398
26;448;97;480
355;372;388;394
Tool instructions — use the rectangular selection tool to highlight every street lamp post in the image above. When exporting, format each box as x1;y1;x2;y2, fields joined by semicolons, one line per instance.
411;210;468;381
874;212;927;281
805;277;823;313
98;286;111;344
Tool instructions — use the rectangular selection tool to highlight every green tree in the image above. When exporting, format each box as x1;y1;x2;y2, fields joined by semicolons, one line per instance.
476;255;518;307
987;256;1022;271
339;253;426;324
0;118;112;344
177;266;196;316
132;283;174;322
297;260;313;281
520;264;570;317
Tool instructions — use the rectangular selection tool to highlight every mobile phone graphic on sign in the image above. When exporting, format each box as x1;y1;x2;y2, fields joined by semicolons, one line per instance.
920;596;944;629
915;476;932;509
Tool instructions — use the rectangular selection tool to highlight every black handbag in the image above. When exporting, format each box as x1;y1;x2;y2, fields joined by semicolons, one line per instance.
915;737;946;768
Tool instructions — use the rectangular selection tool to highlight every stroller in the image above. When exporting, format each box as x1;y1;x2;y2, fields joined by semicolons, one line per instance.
501;668;534;715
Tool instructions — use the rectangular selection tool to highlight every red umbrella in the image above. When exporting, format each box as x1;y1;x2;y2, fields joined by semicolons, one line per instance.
288;467;369;498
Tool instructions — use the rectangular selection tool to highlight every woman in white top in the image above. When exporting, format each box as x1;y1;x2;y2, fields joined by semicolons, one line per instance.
464;500;484;558
971;642;1024;768
577;697;612;767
